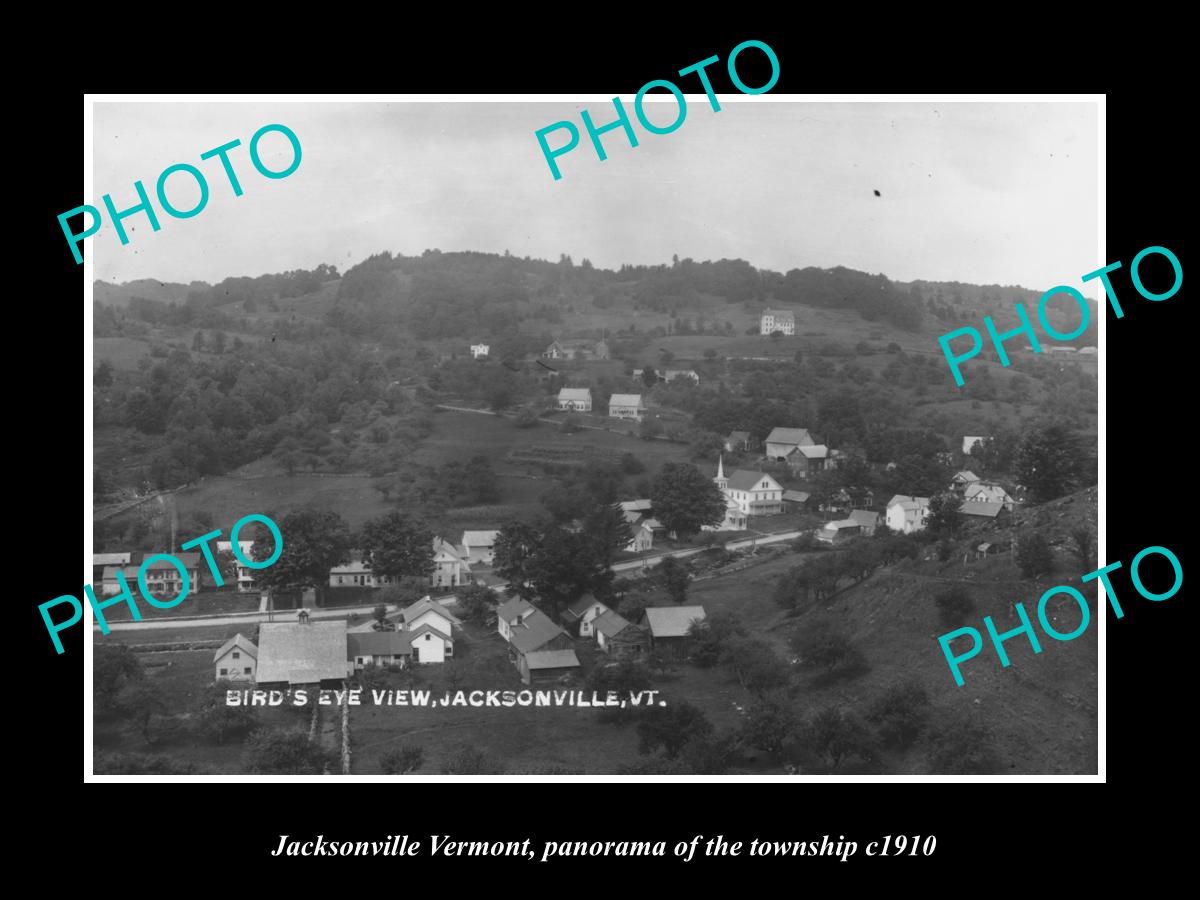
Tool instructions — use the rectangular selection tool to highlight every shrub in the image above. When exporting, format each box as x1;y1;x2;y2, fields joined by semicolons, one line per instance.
441;746;506;774
867;680;930;749
789;618;868;680
926;714;1001;774
807;707;875;771
380;745;424;774
934;586;975;627
1014;531;1055;578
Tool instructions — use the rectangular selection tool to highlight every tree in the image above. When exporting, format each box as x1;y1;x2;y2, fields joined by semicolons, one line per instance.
195;682;258;743
637;701;713;759
380;745;425;774
455;583;494;623
586;662;653;722
493;521;543;602
651;462;726;539
212;330;227;354
1069;526;1095;571
789;618;867;679
244;728;334;774
679;731;737;774
95;644;143;714
659;556;691;604
927;492;963;535
373;604;389;628
1016;423;1085;502
808;707;875;771
739;694;799;754
253;509;353;603
1014;530;1055;578
94;360;114;387
688;610;746;667
116;681;168;743
191;331;206;353
582;502;634;568
867;680;930;749
640;365;659;386
360;511;435;582
529;526;610;613
934;586;975;627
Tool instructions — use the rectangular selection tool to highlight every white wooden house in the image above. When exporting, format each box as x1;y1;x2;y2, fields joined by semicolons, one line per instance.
557;387;593;412
217;540;259;592
608;393;645;420
885;495;930;534
760;309;795;335
461;530;499;564
213;633;257;682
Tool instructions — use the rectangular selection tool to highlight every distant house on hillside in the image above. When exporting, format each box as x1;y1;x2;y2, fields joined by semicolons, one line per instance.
470;343;489;359
557;387;593;412
256;621;350;688
760;309;795;336
765;427;816;461
625;520;654;553
963;481;1016;511
950;471;981;495
847;508;881;535
886;495;930;534
125;552;201;598
958;501;1008;524
963;436;989;455
217;540;259;593
642;606;707;657
545;339;609;361
608;393;645;420
461;530;500;564
724;431;752;453
661;369;699;384
213;633;257;682
329;556;395;589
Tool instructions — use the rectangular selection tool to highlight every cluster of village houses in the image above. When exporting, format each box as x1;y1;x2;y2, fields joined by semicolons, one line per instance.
211;588;709;690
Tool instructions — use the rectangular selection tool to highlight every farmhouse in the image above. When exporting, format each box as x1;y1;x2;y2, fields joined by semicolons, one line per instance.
497;597;538;643
782;489;811;510
642;605;707;657
661;369;700;384
593;611;650;659
400;596;462;635
760;309;795;336
519;649;581;686
461;530;500;564
408;623;454;663
784;443;829;477
958;501;1008;523
625;520;654;553
470;343;489;359
765;427;816;461
557;387;593;412
545;339;609;361
964;481;1016;510
213;633;257;682
608;393;645;420
329;556;395;588
431;536;471;589
121;552;202;598
256;622;350;688
348;631;412;670
94;552;131;588
885;495;930;534
562;594;611;638
217;540;259;592
950;470;981;495
715;456;784;517
817;519;862;543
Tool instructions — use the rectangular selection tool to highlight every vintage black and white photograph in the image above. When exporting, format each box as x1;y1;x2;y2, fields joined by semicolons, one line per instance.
87;98;1100;777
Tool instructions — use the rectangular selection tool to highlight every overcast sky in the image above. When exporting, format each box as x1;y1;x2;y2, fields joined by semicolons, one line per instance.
91;100;1099;292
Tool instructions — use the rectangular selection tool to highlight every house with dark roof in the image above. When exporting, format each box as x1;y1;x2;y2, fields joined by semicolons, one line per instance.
958;501;1008;523
593;611;650;660
847;509;881;535
562;594;612;638
785;443;829;477
213;633;257;682
348;631;412;670
950;470;981;495
256;622;350;688
963;481;1016;511
642;605;707;657
497;597;538;643
765;427;816;460
519;649;581;685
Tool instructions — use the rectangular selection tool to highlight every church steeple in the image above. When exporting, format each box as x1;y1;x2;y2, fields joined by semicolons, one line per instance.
715;454;728;491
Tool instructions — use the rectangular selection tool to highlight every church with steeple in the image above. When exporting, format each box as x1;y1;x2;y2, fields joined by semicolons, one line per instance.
708;455;785;531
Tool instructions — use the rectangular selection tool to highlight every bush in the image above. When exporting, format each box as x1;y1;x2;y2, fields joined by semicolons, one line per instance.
1014;531;1055;578
244;728;335;774
789;618;868;680
934;586;975;627
867;680;930;749
380;745;424;774
807;707;875;771
441;745;506;774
